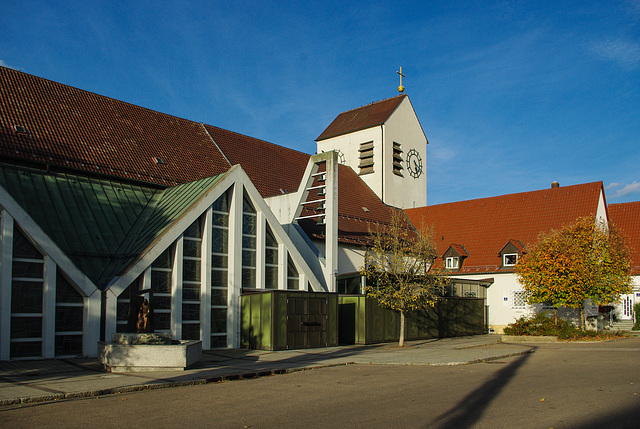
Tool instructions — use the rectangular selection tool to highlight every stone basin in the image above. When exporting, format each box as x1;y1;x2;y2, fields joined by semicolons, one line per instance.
98;333;202;372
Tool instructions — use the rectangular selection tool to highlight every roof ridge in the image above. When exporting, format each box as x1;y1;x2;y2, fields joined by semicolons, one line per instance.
416;181;603;209
330;94;407;116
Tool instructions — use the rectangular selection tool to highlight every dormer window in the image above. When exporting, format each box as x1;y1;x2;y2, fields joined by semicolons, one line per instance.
499;240;526;269
503;253;518;267
445;256;459;269
443;244;468;271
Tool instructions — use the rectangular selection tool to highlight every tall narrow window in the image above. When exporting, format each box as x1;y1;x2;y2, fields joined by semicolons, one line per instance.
242;193;257;289
116;278;140;333
392;142;403;176
265;223;278;289
287;254;300;290
10;227;44;358
55;273;84;356
150;247;173;333
182;218;202;340
358;141;374;175
211;191;230;348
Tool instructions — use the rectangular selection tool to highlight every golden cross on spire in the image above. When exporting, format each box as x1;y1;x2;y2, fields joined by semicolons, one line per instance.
396;67;405;93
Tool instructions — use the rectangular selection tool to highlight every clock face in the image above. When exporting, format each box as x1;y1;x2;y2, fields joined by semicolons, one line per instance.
336;149;346;164
406;149;423;178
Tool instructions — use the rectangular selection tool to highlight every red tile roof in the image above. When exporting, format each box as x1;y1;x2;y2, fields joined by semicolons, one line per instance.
405;182;604;274
316;95;407;141
0;66;403;245
0;66;230;186
204;124;310;198
608;201;640;275
299;164;413;245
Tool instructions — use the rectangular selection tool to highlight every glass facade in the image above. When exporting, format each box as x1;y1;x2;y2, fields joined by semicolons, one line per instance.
265;224;278;289
10;228;45;358
182;218;202;340
242;192;257;289
211;190;230;347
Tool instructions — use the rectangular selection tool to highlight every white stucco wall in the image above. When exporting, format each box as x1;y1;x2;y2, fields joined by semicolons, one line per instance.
314;241;365;276
382;98;427;209
454;273;527;333
317;126;384;199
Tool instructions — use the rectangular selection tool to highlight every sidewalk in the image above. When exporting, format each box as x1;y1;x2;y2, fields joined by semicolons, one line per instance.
0;335;533;406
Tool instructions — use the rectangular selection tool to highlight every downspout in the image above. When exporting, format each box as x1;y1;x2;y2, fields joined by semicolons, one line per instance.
381;124;384;204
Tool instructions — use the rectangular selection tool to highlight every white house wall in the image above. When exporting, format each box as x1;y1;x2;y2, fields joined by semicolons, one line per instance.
452;272;528;333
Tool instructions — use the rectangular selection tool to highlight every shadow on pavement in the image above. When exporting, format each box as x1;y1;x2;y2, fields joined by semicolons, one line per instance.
430;348;536;429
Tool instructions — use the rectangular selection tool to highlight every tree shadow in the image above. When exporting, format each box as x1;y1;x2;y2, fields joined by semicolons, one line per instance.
429;349;535;429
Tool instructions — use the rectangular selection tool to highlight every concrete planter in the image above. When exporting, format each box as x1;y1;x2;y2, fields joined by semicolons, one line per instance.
98;334;202;372
501;335;558;343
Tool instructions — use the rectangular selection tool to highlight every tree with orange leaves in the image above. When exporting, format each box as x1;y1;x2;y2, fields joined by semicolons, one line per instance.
360;211;448;346
515;216;632;330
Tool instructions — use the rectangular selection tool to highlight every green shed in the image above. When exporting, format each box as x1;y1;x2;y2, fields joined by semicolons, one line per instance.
241;290;339;350
338;295;486;345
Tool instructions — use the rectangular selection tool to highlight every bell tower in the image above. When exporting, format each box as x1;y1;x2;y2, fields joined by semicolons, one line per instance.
315;93;427;209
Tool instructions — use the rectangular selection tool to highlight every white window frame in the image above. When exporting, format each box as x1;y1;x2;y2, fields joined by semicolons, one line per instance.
503;253;518;267
512;290;526;309
445;256;459;269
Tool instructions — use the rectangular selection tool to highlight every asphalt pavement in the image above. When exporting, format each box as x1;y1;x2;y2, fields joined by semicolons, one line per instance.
0;335;533;406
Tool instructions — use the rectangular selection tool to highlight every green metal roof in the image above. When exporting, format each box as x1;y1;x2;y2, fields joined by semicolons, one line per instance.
0;164;224;289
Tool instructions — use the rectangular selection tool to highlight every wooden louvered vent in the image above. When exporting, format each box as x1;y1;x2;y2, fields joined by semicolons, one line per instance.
358;141;374;175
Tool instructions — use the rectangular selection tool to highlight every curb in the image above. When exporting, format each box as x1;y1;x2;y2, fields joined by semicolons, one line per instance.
501;335;558;343
0;363;353;407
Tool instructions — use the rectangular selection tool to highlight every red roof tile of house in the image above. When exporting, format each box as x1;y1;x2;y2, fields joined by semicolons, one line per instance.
608;201;640;275
405;182;604;274
316;95;407;141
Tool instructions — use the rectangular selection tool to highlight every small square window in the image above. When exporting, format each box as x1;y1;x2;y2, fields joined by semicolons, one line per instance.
503;253;518;267
445;257;459;269
512;290;526;309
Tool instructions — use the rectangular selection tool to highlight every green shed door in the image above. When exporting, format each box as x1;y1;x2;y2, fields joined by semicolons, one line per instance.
286;295;328;349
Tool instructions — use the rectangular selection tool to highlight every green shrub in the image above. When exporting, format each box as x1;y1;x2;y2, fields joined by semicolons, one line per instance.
633;303;640;331
503;312;624;340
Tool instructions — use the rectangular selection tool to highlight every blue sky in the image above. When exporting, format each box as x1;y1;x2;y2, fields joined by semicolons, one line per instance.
1;0;639;205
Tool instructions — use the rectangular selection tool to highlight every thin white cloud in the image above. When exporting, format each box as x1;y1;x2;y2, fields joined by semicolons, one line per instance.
605;182;620;190
609;181;640;198
0;60;15;69
590;38;640;69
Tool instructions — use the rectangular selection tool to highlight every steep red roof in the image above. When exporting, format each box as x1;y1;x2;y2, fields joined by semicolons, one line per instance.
405;182;604;274
316;95;407;141
204;124;310;198
608;201;640;275
0;66;402;246
0;66;230;186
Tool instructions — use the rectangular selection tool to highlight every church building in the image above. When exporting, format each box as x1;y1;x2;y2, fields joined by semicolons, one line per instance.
1;66;638;359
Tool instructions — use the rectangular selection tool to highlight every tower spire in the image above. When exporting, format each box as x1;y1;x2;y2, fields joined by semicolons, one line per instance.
396;67;405;93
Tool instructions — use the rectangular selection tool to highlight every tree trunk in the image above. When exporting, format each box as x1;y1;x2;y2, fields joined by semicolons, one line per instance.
399;311;406;347
580;307;586;331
